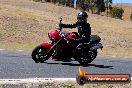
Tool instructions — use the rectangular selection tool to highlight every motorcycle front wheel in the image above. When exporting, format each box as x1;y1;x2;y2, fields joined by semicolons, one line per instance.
32;45;52;63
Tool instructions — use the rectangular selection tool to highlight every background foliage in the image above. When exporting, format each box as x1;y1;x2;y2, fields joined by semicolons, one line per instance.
32;0;126;19
130;13;132;21
109;6;124;19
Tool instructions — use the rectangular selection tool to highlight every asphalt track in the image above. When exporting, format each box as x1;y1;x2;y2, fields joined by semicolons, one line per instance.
0;50;132;79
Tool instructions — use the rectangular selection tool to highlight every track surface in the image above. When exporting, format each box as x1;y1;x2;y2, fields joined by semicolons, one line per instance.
0;50;132;79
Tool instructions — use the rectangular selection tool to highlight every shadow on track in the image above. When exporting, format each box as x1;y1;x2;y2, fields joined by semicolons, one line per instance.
88;64;113;69
44;62;113;69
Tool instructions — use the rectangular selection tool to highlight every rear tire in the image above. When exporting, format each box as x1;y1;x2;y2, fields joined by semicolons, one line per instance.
77;50;97;66
32;45;52;63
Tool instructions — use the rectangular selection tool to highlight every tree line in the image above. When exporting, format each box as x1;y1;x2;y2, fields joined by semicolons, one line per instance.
33;0;126;19
39;0;112;15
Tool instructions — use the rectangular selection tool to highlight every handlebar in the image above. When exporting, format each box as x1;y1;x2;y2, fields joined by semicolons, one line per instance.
59;31;69;43
58;17;69;42
59;16;62;22
59;31;67;38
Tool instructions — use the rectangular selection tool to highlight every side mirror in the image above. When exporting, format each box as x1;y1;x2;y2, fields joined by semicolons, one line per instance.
59;16;62;21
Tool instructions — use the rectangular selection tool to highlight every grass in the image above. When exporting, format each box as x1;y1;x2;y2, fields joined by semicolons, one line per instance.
0;82;132;88
0;4;36;19
0;0;132;57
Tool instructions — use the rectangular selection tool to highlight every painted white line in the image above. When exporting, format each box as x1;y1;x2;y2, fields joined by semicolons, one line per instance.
0;49;5;51
124;56;129;59
111;56;116;58
0;77;131;83
98;55;131;59
17;50;24;52
0;78;76;83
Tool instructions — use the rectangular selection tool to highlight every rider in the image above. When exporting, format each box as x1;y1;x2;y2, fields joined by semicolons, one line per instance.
61;11;91;43
53;11;91;61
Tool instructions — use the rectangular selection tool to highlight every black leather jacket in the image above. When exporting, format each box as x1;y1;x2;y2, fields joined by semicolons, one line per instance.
61;21;91;43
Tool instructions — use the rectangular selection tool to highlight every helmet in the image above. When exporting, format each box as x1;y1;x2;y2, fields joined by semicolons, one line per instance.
77;11;88;23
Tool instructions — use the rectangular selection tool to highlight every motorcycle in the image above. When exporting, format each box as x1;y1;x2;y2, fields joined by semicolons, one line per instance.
31;16;103;66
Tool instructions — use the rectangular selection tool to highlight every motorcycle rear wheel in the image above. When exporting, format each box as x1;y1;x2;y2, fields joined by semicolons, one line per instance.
77;50;97;66
32;45;52;63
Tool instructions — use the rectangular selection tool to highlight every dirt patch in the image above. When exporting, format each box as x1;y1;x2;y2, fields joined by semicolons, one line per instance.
0;12;50;50
0;0;132;57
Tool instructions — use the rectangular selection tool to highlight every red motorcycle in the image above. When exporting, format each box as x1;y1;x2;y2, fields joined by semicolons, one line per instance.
32;17;103;65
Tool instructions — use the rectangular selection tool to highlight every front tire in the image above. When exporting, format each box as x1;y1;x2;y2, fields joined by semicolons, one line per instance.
32;45;52;63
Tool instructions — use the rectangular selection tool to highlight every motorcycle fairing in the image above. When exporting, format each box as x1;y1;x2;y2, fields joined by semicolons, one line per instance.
40;42;52;49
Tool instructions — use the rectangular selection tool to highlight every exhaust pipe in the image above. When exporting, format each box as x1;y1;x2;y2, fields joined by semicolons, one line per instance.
90;43;103;50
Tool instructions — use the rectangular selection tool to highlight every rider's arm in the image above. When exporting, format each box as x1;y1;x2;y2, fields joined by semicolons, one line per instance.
61;23;77;28
68;23;91;43
86;23;91;35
